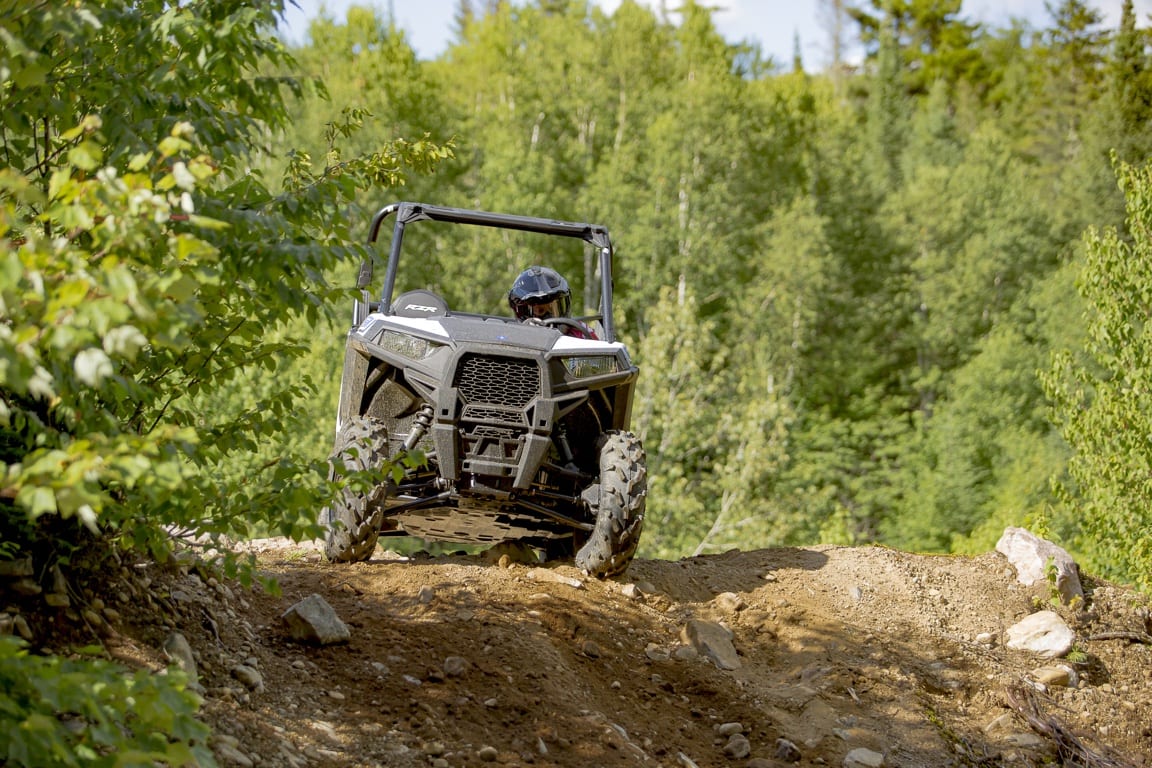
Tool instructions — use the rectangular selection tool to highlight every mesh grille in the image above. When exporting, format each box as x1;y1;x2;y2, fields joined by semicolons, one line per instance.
455;355;540;409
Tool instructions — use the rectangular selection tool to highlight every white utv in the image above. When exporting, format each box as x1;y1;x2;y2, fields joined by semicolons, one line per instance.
323;203;646;577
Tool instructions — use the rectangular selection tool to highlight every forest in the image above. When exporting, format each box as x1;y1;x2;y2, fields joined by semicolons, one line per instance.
271;0;1152;591
3;0;1152;760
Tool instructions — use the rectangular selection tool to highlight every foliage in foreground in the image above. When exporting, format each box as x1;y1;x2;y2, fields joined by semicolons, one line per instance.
1;3;448;765
0;636;212;768
1046;159;1152;595
0;2;447;571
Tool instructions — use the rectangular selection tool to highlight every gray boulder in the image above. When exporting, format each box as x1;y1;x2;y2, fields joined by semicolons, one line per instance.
281;594;351;645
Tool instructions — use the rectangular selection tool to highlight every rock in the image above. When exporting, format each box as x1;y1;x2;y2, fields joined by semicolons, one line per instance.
443;655;469;677
996;527;1084;605
527;568;584;589
722;734;751;759
10;578;42;596
645;643;670;661
215;742;254;767
477;745;499;762
1031;665;1076;687
281;594;350;645
680;619;741;670
418;585;436;604
0;556;33;577
714;592;746;612
975;632;996;646
482;540;538;565
231;664;265;693
844;747;885;767
715;722;743;736
582;640;602;658
163;632;199;684
1006;611;1075;658
621;583;643;599
775;737;802;762
12;614;33;642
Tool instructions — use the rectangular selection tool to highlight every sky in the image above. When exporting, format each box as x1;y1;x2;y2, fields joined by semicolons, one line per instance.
279;0;1150;69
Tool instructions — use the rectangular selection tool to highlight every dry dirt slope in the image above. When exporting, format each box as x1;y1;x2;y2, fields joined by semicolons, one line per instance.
123;543;1152;768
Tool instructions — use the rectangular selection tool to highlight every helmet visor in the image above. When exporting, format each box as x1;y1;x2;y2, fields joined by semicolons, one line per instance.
524;297;567;319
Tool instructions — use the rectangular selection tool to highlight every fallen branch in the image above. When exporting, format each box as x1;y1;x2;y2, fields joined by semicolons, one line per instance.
1004;683;1138;768
1086;631;1152;645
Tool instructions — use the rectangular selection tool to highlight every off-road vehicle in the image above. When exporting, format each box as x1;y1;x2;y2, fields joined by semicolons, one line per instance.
323;202;646;577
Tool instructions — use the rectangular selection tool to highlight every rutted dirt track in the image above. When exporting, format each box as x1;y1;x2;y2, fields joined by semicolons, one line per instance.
119;543;1151;767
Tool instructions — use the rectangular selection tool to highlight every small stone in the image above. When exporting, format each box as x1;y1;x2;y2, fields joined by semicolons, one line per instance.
443;656;469;677
680;619;740;670
163;632;199;682
477;745;498;762
582;640;602;658
44;593;70;608
715;722;743;736
1031;665;1075;687
527;568;583;589
1006;611;1075;658
10;579;41;596
673;645;699;661
722;734;751;759
714;592;746;612
215;742;254;767
844;747;885;767
645;643;670;661
484;697;498;707
231;664;265;693
975;632;996;646
0;557;33;577
418;585;436;604
327;690;345;700
775;737;802;762
12;615;33;642
621;583;642;599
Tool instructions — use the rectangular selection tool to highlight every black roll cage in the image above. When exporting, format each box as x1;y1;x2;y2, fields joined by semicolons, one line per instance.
359;202;619;343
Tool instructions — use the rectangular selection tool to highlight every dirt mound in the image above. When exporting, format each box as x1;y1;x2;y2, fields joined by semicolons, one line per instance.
46;544;1152;766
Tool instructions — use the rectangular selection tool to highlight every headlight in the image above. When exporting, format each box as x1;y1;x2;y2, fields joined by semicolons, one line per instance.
379;330;442;360
563;355;619;378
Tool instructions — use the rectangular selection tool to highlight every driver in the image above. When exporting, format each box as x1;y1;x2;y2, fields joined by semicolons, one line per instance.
508;266;597;339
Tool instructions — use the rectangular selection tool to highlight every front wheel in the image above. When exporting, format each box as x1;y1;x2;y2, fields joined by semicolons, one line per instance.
575;431;647;578
323;417;392;563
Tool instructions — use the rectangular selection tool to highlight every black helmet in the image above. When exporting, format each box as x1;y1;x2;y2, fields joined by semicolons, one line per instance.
508;266;572;321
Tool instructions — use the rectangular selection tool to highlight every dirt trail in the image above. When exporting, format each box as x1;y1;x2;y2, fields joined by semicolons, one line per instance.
112;543;1152;767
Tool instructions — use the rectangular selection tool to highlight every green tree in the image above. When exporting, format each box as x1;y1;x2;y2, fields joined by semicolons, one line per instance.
1045;159;1152;594
1;1;448;568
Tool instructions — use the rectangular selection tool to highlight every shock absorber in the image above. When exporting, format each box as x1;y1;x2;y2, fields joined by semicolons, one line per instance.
553;423;576;467
403;404;434;452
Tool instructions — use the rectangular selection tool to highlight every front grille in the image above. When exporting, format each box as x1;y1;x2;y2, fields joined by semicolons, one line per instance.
462;405;526;425
455;355;540;409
